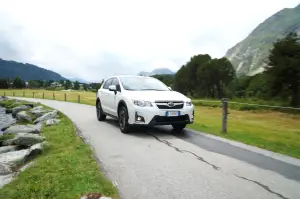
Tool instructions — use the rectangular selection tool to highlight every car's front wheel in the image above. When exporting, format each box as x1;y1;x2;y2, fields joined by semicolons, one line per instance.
172;124;186;133
96;101;106;121
118;106;130;134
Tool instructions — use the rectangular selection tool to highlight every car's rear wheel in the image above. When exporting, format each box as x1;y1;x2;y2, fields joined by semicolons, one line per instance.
172;124;186;133
96;101;106;121
118;106;130;134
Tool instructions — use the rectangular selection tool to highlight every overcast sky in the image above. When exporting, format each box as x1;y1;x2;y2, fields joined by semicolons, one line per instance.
0;0;299;81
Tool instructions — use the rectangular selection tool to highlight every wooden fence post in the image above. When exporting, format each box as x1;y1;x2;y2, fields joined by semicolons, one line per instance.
23;92;25;97
78;95;80;103
53;93;55;100
4;92;5;96
222;98;228;133
33;92;35;98
13;92;15;96
64;93;66;101
43;92;45;99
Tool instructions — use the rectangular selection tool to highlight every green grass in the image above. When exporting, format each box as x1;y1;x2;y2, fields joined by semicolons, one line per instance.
1;89;300;159
0;108;118;199
188;107;300;158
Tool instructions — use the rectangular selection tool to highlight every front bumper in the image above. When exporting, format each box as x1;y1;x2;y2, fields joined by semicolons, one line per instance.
128;105;194;126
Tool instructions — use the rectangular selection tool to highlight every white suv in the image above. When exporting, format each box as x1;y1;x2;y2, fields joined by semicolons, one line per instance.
96;75;194;133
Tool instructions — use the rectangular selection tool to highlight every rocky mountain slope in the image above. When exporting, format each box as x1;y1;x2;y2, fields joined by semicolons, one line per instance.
225;4;300;76
0;58;66;81
138;68;175;76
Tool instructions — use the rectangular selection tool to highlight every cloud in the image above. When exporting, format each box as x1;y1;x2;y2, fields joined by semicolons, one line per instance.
0;0;299;81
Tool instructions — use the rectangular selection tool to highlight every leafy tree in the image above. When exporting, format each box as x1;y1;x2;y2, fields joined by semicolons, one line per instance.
83;84;89;91
173;65;189;95
197;58;235;99
73;81;80;90
0;78;9;89
64;80;72;90
185;54;211;96
12;76;25;88
265;32;300;106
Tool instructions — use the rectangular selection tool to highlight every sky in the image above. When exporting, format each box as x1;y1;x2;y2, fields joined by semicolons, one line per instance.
0;0;299;82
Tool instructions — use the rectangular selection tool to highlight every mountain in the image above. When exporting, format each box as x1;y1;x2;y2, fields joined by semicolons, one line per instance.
225;4;300;76
68;77;90;83
0;58;66;81
138;68;175;76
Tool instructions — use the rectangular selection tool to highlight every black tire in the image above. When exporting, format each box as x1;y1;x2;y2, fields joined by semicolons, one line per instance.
96;101;106;121
172;124;186;133
118;106;130;134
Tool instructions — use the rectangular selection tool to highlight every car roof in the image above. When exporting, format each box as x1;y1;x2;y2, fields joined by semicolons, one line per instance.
107;75;154;79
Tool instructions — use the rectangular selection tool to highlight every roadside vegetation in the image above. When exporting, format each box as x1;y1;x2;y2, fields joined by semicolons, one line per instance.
0;101;118;199
0;32;299;159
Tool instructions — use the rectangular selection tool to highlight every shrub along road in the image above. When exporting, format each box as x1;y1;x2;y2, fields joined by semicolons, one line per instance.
10;97;300;199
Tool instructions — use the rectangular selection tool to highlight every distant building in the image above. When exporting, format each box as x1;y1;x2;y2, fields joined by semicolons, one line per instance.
50;82;62;87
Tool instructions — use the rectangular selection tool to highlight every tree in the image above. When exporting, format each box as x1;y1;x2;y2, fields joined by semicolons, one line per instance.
12;76;26;88
73;81;80;90
265;32;300;107
173;65;189;95
185;54;211;96
196;58;235;99
64;80;72;90
0;78;9;89
83;84;89;91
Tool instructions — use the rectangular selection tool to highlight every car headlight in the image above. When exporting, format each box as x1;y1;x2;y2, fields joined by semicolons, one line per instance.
186;101;193;106
133;99;153;107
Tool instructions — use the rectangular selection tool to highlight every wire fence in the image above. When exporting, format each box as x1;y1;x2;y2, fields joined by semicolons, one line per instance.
0;90;96;106
1;90;299;158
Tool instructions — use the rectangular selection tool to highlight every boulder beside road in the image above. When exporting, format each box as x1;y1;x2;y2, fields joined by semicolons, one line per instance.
34;110;58;124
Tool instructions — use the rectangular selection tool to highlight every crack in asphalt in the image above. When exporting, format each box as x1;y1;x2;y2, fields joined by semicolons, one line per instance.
146;132;220;170
235;174;289;199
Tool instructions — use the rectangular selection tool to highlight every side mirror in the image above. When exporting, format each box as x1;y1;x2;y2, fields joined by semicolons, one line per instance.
108;85;117;92
168;86;172;91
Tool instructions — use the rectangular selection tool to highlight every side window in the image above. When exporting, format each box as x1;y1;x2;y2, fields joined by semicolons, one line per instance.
103;79;112;89
112;78;121;92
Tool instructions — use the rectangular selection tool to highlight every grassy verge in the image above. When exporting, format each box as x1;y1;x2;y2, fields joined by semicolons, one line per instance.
1;89;300;159
188;106;300;159
0;107;118;199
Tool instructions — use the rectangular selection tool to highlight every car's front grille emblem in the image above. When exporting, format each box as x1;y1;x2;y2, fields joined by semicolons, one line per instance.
167;102;175;107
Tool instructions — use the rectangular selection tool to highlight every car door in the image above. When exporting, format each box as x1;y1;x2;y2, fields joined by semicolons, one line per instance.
100;78;113;113
106;78;122;116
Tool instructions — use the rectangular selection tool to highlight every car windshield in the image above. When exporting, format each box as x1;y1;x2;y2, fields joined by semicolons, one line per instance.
119;77;170;91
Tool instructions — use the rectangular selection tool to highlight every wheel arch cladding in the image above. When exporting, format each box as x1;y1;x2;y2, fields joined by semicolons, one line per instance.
118;100;128;117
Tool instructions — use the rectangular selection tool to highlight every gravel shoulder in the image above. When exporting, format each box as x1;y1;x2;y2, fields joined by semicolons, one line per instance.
11;97;300;199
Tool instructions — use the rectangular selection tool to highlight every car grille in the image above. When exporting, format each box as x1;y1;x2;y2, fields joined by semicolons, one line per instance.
155;101;184;109
154;115;189;123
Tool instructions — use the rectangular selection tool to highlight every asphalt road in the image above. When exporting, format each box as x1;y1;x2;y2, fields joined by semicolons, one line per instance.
13;98;300;199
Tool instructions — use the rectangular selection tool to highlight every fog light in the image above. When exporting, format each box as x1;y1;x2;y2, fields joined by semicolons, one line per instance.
135;112;145;122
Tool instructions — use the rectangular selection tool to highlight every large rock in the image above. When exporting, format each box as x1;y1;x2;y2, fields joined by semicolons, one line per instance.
12;105;30;117
4;124;42;134
0;107;16;131
0;143;44;169
2;133;46;147
34;110;58;124
0;149;29;166
0;163;12;175
16;111;32;123
0;146;17;154
46;119;61;126
0;96;7;102
29;106;50;117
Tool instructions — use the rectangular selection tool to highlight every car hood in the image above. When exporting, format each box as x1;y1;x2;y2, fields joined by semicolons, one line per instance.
127;90;190;102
